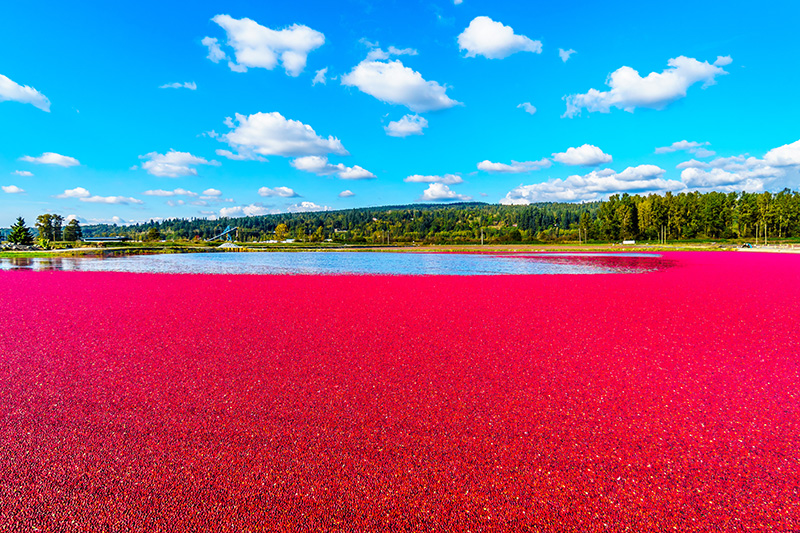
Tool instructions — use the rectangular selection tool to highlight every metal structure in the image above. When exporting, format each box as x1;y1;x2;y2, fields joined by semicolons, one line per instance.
208;226;238;242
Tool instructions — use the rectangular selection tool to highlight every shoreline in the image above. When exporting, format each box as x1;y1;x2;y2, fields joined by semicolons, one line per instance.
2;241;800;259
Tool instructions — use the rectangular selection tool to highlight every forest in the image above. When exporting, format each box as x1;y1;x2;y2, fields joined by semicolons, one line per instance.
79;189;800;244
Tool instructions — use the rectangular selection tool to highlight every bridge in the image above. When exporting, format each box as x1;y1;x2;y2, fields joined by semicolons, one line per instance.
208;226;238;242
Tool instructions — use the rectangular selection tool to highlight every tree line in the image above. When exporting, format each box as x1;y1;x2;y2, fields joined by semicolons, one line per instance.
7;189;800;245
4;215;82;245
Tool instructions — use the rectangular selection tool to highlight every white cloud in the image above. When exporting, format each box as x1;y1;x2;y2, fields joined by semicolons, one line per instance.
13;170;33;177
339;190;355;197
55;187;90;198
55;186;141;204
501;165;678;204
87;216;127;226
258;186;298;197
291;155;375;179
312;67;328;85
454;0;463;4
764;139;800;167
2;185;24;194
677;153;787;192
714;56;733;67
341;54;460;113
221;112;347;159
517;102;536;115
419;183;472;202
404;174;464;184
338;166;375;180
457;16;542;59
552;144;612;166
139;150;219;177
202;188;222;197
477;159;551;173
287;201;331;213
360;43;419;62
160;82;197;90
20;152;80;167
655;140;715;158
143;188;198;197
220;204;278;217
202;37;227;63
558;48;576;62
0;74;50;112
564;56;729;118
81;195;143;205
385;114;428;137
206;14;325;76
679;167;772;191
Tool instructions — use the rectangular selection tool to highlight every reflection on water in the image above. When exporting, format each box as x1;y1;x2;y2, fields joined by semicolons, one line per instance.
0;251;671;275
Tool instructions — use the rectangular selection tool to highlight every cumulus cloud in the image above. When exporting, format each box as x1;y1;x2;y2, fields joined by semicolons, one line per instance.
517;102;536;115
679;167;772;192
287;201;331;213
339;190;355;197
55;186;142;204
291;155;375;179
501;165;678;204
404;174;464;184
143;188;198;197
258;186;298;197
86;216;128;226
202;188;222;197
419;183;472;202
457;16;541;59
312;67;328;85
655;140;715;158
220;112;347;159
558;48;576;62
20;152;80;167
564;56;729;118
385;114;428;137
477;159;551;173
552;144;612;166
764;139;800;167
159;82;197;90
341;49;460;112
677;153;787;192
0;74;50;112
220;203;276;217
55;187;91;199
205;14;325;76
139;150;219;177
13;170;33;177
2;185;24;194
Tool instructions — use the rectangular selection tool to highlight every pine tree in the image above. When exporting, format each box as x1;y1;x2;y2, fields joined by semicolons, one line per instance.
8;217;34;245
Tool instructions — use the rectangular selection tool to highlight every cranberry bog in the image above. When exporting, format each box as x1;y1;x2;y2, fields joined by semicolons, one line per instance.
1;251;798;531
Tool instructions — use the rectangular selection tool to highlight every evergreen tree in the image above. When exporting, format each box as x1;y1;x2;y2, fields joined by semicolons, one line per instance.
8;217;34;245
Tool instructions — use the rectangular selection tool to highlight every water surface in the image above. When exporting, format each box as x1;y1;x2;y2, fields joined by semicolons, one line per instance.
0;251;669;275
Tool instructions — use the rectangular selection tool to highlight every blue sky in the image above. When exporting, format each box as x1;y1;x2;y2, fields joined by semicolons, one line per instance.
2;0;800;226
